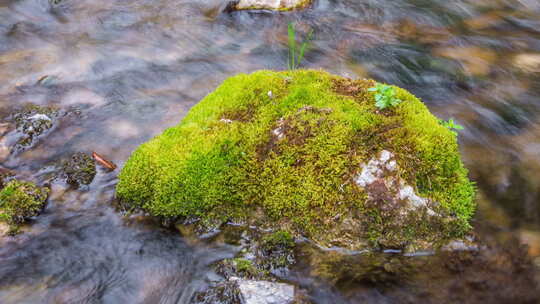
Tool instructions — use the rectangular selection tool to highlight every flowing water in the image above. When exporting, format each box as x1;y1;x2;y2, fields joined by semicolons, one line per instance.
0;0;540;303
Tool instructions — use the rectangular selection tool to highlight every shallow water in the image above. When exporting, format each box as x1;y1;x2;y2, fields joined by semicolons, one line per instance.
0;0;539;303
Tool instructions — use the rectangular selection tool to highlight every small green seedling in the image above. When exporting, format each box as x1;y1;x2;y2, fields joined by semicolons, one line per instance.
439;118;464;135
287;23;314;70
368;84;402;110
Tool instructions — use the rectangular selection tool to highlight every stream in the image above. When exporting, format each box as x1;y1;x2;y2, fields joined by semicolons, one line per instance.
1;0;540;303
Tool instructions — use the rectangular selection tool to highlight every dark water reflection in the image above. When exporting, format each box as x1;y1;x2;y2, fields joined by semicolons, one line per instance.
0;0;539;303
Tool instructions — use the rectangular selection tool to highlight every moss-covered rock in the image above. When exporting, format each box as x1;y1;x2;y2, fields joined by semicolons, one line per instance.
117;70;475;250
11;103;59;153
61;152;96;187
0;179;49;233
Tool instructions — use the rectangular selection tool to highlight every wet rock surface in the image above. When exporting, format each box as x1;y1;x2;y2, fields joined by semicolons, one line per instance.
188;222;539;304
190;226;299;304
215;230;296;280
192;280;243;304
296;237;539;304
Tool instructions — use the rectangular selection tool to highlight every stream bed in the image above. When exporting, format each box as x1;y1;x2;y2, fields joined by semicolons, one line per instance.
1;0;540;303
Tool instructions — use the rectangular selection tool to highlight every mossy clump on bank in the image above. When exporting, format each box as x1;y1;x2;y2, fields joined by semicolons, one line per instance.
117;70;475;250
0;180;49;233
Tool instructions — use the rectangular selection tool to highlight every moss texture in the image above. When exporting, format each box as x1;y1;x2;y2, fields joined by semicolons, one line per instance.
117;70;475;249
0;180;49;231
262;230;295;250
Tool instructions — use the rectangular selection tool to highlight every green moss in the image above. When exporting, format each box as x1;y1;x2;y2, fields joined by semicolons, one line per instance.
0;180;49;232
216;257;269;280
233;258;260;277
117;70;475;249
262;230;295;250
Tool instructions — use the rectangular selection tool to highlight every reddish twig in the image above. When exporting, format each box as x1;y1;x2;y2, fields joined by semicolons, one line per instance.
92;152;117;171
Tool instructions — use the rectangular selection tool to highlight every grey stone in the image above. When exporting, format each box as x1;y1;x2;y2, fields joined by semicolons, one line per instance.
354;150;438;216
233;0;310;11
230;277;295;304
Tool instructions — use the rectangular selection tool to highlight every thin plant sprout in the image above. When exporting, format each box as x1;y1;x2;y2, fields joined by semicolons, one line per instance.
287;23;314;70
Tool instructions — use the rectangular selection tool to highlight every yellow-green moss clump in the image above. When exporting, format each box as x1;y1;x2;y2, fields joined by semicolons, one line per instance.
0;180;49;233
117;70;475;250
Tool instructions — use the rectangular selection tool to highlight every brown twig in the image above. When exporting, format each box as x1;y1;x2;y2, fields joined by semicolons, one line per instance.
92;152;117;171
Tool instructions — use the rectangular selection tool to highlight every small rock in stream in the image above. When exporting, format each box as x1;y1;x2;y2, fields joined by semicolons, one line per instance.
60;152;96;187
9;103;60;154
230;0;311;11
